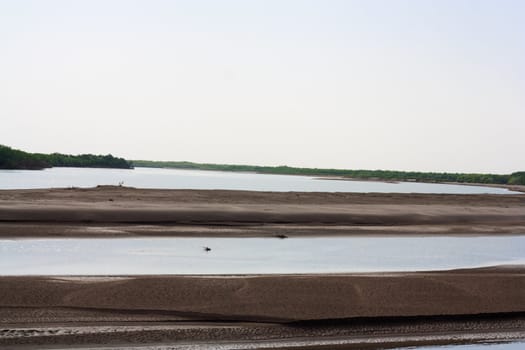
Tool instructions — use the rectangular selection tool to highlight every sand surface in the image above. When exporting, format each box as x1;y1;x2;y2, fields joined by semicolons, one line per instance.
1;268;525;348
1;187;524;348
0;187;524;237
2;268;525;323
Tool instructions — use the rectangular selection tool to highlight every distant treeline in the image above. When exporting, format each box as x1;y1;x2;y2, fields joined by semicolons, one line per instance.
132;160;525;186
0;145;133;170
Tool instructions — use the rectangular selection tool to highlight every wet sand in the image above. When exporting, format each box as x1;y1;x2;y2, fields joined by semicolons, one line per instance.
1;187;524;348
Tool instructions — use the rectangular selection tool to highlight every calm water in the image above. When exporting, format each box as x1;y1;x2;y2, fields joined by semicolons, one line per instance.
396;342;525;350
1;236;523;275
0;167;518;194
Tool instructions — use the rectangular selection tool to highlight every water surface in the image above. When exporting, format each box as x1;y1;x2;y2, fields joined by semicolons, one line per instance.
1;236;523;275
0;167;518;194
398;342;525;349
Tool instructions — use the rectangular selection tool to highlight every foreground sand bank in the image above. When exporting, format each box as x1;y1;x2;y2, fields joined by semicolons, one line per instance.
0;187;524;237
1;267;525;348
2;267;525;323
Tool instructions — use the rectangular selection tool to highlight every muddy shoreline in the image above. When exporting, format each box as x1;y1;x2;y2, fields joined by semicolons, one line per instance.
2;318;525;349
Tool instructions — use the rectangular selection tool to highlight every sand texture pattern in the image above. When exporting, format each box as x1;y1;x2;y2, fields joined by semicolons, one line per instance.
0;187;524;237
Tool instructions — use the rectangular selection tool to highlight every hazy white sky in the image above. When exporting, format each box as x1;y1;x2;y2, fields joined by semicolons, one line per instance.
1;0;524;173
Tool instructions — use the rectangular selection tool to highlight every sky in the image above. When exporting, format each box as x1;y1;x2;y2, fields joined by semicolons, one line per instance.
1;0;524;173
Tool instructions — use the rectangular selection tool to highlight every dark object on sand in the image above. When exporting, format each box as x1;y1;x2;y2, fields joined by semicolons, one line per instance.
203;246;211;252
276;234;288;239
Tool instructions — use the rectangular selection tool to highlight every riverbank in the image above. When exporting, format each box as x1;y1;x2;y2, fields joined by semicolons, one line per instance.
2;267;524;322
1;267;525;348
0;187;524;237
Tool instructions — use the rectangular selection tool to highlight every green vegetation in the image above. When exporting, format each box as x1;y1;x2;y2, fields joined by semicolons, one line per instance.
2;144;523;186
0;145;49;170
0;145;132;170
132;160;525;186
508;172;525;185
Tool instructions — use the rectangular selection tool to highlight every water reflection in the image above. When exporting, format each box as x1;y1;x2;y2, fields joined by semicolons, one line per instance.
1;236;524;275
0;167;519;194
397;341;525;349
